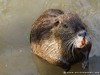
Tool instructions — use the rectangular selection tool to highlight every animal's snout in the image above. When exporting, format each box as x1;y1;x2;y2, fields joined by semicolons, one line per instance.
75;30;88;48
77;30;87;38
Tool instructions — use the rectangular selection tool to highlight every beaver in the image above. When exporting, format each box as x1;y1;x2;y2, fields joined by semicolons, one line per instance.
30;9;92;71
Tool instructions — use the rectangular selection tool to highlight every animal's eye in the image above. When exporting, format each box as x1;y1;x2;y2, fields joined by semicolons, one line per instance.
63;24;68;28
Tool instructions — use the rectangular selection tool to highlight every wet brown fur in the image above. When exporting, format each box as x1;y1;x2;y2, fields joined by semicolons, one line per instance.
30;9;92;71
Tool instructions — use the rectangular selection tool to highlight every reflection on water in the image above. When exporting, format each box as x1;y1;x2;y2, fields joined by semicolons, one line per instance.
0;0;100;75
33;54;89;75
0;46;39;75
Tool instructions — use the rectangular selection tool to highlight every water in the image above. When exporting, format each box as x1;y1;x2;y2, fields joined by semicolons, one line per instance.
0;0;100;75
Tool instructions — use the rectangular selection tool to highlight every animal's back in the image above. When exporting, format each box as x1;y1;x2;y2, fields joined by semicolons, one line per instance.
30;9;64;65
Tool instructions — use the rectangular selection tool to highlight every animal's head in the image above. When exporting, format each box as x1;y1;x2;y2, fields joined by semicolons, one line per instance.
50;13;91;48
30;10;91;49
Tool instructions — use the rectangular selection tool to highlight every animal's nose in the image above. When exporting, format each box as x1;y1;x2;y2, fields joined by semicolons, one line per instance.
78;30;87;37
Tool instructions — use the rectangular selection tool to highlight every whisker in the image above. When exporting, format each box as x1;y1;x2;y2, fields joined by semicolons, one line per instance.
73;36;77;48
66;37;75;45
63;36;76;58
68;40;74;51
88;35;92;43
71;39;76;59
66;40;73;48
71;37;77;58
67;40;73;50
64;38;73;49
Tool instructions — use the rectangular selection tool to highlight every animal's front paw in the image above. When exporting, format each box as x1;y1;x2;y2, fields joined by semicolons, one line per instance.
63;67;71;74
82;61;89;69
59;62;71;73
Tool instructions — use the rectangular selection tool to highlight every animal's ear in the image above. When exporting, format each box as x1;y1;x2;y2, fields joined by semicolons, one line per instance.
52;18;60;27
53;20;60;26
53;14;65;27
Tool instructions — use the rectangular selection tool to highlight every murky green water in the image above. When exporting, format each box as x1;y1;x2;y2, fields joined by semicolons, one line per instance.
0;0;100;75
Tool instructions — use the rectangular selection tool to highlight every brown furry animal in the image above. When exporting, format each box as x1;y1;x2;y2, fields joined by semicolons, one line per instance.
30;9;92;71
